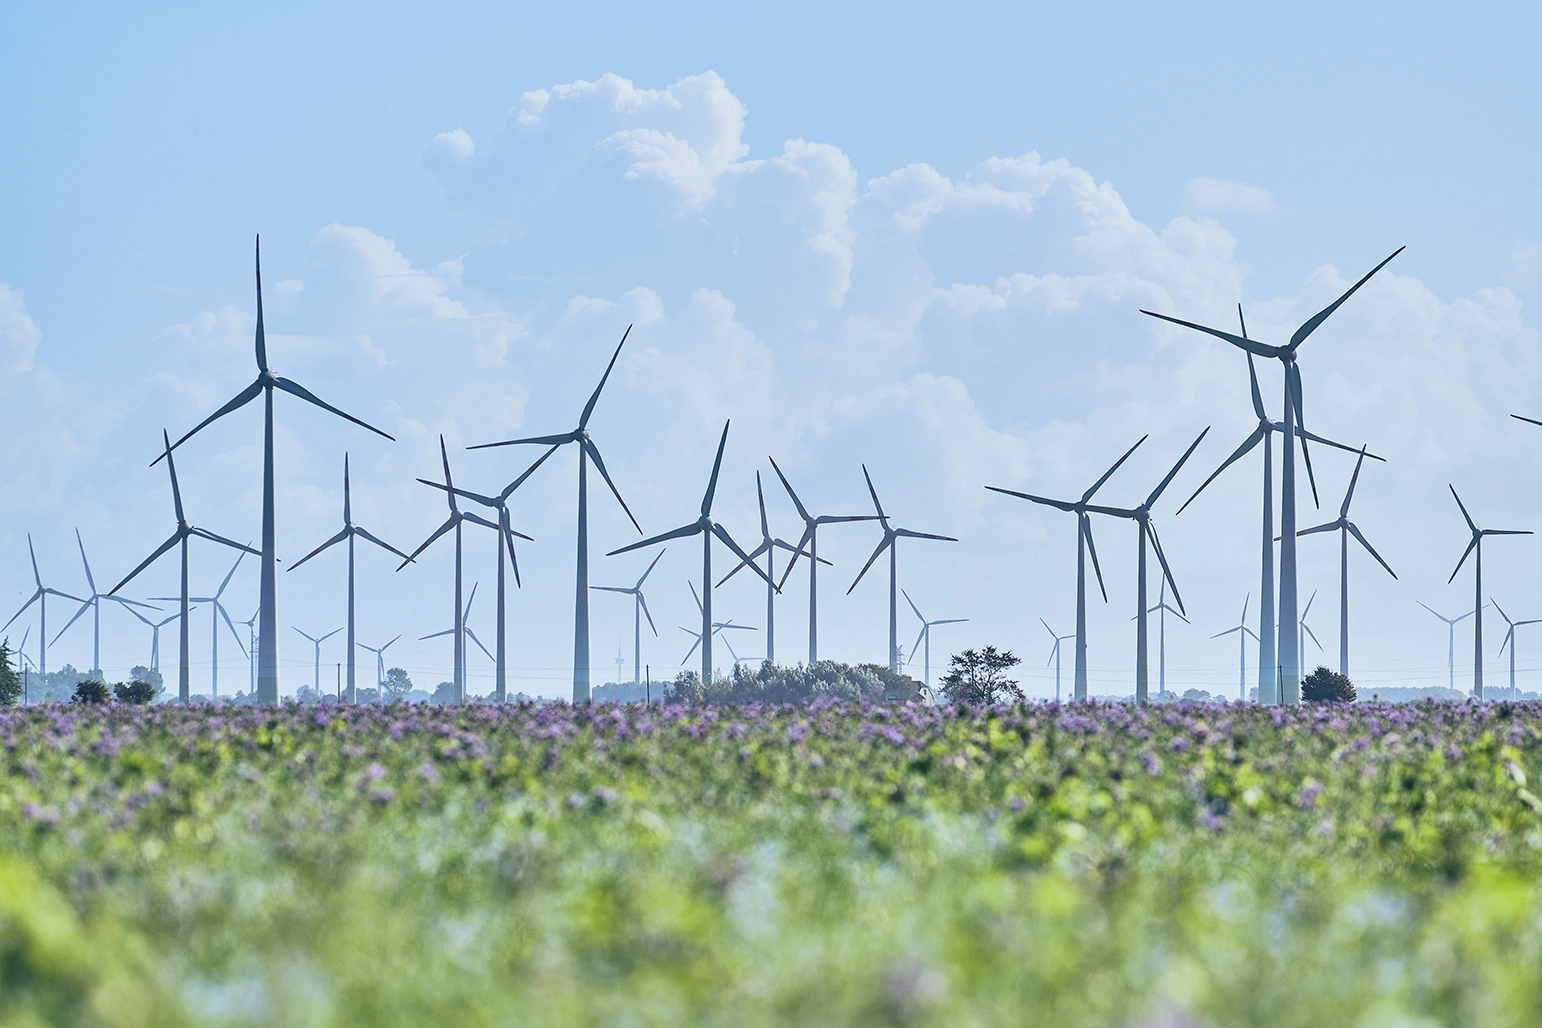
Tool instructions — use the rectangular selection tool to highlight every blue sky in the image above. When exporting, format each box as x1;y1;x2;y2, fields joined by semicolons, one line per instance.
2;2;1540;698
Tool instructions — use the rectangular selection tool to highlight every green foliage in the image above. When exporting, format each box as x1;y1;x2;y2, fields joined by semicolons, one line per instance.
430;681;458;705
70;679;110;705
939;645;1023;704
128;665;162;695
382;667;413;701
1303;665;1356;702
0;640;20;706
663;661;917;705
112;680;158;705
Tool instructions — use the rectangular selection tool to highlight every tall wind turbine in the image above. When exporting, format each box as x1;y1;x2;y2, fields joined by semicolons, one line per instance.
988;436;1145;699
903;589;965;688
468;327;641;703
609;422;774;684
1416;602;1476;692
591;550;666;684
111;431;259;702
125;605;194;672
400;437;499;705
1040;619;1075;703
294;626;341;693
52;530;158;675
1297;446;1396;677
289;454;412;704
424;446;552;702
1493;598;1541;701
848;466;958;671
1448;485;1531;699
2;535;84;686
359;635;401;693
717;471;828;664
1141;580;1189;699
157;238;395;703
150;550;249;698
1298;590;1324;674
1212;595;1260;702
1086;428;1209;705
768;457;878;664
1177;317;1381;702
1144;248;1404;703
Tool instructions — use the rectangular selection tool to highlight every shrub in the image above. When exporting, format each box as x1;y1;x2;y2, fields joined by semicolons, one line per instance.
1303;666;1356;703
113;680;158;705
70;679;111;705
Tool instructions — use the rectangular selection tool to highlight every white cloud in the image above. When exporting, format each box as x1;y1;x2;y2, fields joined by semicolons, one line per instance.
1182;177;1277;217
0;285;41;375
432;128;475;161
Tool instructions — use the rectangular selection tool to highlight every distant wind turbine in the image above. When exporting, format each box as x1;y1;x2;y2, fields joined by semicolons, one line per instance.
157;238;395;703
847;465;958;671
1297;446;1396;677
1416;602;1476;692
590;550;666;684
150;550;250;698
469;327;641;703
111;431;259;702
290;454;413;704
52;530;158;675
294;626;342;694
717;471;828;665
1040;619;1075;703
1493;598;1541;701
1;535;84;686
1298;590;1324;674
987;436;1147;699
678;582;756;670
902;589;965;688
1139;579;1189;699
1447;485;1531;699
359;635;402;694
609;422;774;684
1212;595;1260;702
1144;248;1404;703
421;583;496;682
125;605;194;673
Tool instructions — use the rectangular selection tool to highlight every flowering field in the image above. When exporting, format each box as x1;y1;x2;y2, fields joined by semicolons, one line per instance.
3;699;1542;1026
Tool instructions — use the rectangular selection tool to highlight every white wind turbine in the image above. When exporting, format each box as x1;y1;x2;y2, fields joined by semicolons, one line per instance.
590;550;666;684
1447;485;1531;699
717;471;828;665
294;626;341;694
1141;579;1189;699
125;606;195;674
1416;602;1476;693
150;550;249;698
1;535;85;687
1040;619;1075;703
421;584;496;691
1493;598;1541;701
679;583;756;671
52;530;158;676
1298;591;1324;677
903;590;965;689
1212;595;1260;702
359;635;402;695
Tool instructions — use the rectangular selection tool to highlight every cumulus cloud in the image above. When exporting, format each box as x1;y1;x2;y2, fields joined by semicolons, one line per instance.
0;285;41;375
432;128;475;161
1182;177;1277;217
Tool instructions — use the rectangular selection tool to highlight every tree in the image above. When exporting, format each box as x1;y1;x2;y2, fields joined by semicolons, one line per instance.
939;646;1023;705
1302;665;1356;703
0;640;19;706
71;679;111;705
382;667;413;702
129;665;163;695
113;680;159;704
430;681;458;705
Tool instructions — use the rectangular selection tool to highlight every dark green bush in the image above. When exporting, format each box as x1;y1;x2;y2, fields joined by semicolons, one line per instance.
1303;665;1356;702
70;679;110;705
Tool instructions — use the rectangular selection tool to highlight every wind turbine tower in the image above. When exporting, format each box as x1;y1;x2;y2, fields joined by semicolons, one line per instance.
1447;485;1531;699
591;550;665;684
54;530;157;676
1212;595;1260;702
1493;598;1541;701
294;627;342;694
1416;602;1475;692
1040;619;1075;703
718;472;827;665
2;535;84;686
903;589;965;688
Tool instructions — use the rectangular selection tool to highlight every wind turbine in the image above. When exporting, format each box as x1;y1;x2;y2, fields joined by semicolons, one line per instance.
468;327;641;703
590;550;666;684
1448;485;1531;699
359;635;401;694
987;436;1146;699
400;437;500;705
1141;579;1189;699
1298;590;1324;675
52;530;158;675
1416;602;1476;692
1493;598;1541;701
768;457;878;664
289;454;413;704
1297;446;1396;677
1040;619;1075;703
125;605;194;672
678;583;757;670
1144;247;1404;703
847;466;958;671
903;589;965;688
1212;595;1260;702
150;550;249;698
156;238;395;704
111;431;259;703
424;446;552;702
421;584;497;685
293;626;341;694
1086;428;1209;705
1;535;84;686
609;422;774;684
239;609;258;695
1177;312;1382;702
717;471;828;664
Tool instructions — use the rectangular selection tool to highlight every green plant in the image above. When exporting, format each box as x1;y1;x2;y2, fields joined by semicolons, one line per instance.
939;645;1022;704
1303;665;1356;702
69;679;110;705
382;667;414;701
112;680;158;705
0;640;20;706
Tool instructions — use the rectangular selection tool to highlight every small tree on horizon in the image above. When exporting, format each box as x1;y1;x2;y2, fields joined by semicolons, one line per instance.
71;679;111;705
382;667;414;702
1302;666;1356;703
114;680;159;705
939;646;1023;705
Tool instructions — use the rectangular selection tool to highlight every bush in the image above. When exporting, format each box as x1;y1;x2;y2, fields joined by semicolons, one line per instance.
1303;666;1356;703
113;680;159;705
663;661;918;706
70;679;111;705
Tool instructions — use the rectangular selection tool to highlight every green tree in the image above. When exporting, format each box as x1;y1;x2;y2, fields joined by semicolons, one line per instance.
113;680;158;705
1302;666;1356;702
431;682;458;705
939;646;1023;705
0;640;20;706
382;667;414;702
129;665;163;695
71;679;111;705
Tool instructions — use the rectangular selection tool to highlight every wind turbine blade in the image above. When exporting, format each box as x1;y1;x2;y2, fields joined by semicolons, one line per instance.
584;439;642;534
1245;351;1267;421
465;628;495;663
156;381;263;464
711;523;777;590
109;531;183;596
590;586;634;594
1303;623;1324;651
1146;522;1185;616
463;583;478;620
768;457;812;525
910;626;927;665
1293;427;1384;460
1448;485;1477;533
638;591;658;636
1141;310;1278;358
218;603;248;658
294;627;319;644
1084;435;1148;502
607;521;701;557
1483;529;1534;537
579;325;631;430
1147;427;1210;508
1296;521;1340;537
1289;363;1320;508
254;236;268;371
27;534;40;590
681;631;703;664
399;516;457;569
1500;627;1514;658
1512;414;1542;430
690;580;704;617
43;588;86;604
1242;593;1250;623
636;548;667;589
1081;514;1108;603
1243;627;1260;641
463;511;500;533
1163;605;1190;625
1288;247;1404;351
499;443;563;501
1448;538;1478;583
273;376;394;441
500;515;523;589
420;629;453;641
158;431;187;526
50;600;93;645
124;604;156;628
777;525;815;590
1039;616;1056;641
861;464;887;522
189;528;262;556
716;539;769;587
906;589;926;623
1491;596;1512;626
1302;590;1317;619
893;528;959;542
1346;523;1397;579
700;421;731;517
74;529;96;594
984;486;1077;512
1175;426;1267;516
288;528;350;572
418;479;501;509
468;433;574;451
1212;626;1243;639
933;618;967;625
216;550;247;596
354;526;413;563
846;535;894;595
756;471;769;542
